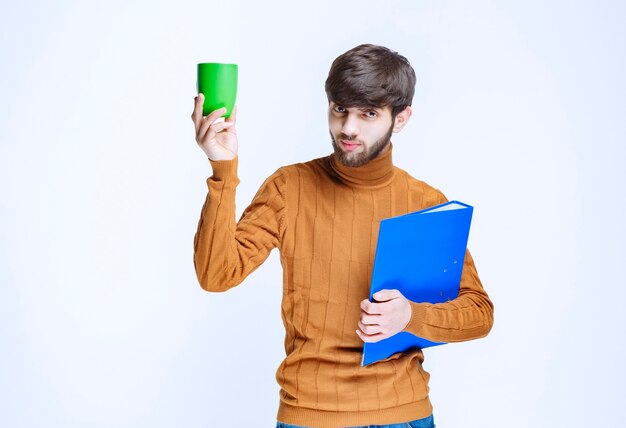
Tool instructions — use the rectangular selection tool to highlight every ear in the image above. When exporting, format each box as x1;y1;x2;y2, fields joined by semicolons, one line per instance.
392;106;413;133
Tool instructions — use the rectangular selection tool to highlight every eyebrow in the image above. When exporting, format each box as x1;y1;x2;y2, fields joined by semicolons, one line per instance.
331;104;380;111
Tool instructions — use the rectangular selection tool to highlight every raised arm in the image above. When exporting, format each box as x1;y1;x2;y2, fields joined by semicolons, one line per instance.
191;96;285;292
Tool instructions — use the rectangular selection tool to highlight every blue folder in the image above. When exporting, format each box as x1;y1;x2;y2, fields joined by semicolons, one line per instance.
362;201;473;366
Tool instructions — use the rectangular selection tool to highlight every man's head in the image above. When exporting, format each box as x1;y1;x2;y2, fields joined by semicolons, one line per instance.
325;44;416;167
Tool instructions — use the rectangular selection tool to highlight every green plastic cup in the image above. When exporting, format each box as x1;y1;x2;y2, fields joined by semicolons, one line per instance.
197;63;238;118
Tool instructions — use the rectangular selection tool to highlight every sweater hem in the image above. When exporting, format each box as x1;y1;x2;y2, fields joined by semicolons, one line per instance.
277;398;432;428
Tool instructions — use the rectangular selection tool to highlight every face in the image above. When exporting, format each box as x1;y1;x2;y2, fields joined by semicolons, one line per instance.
328;101;395;167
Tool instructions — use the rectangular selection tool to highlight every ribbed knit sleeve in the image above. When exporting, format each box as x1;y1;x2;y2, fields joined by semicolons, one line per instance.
403;193;494;342
404;250;494;342
193;158;286;292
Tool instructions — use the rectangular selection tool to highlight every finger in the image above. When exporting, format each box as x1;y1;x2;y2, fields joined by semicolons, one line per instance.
225;105;237;125
191;94;204;132
358;321;383;336
360;299;383;315
205;106;228;123
198;122;235;144
213;121;235;131
356;328;386;343
196;108;228;141
373;289;401;302
360;313;381;325
197;106;228;139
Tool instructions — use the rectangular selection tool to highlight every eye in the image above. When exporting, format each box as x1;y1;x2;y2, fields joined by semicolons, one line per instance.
364;110;377;118
333;106;346;113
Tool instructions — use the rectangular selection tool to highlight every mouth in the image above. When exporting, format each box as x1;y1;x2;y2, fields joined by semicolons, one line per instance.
340;139;362;151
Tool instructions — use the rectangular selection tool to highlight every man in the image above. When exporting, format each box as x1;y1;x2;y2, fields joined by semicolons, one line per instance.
191;44;494;428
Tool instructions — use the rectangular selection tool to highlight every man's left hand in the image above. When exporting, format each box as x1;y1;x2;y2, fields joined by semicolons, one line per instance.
356;289;412;343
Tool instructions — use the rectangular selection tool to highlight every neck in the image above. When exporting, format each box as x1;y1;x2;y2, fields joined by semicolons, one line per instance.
328;143;395;189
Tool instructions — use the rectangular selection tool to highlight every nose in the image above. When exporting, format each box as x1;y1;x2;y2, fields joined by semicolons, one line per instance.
341;113;359;138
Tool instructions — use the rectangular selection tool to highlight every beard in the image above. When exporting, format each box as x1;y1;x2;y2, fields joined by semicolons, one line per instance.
330;123;394;167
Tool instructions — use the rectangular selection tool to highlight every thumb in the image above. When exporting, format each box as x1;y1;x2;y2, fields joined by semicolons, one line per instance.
373;289;401;302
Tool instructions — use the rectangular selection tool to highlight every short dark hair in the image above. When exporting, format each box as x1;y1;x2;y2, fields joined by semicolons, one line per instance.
325;44;416;117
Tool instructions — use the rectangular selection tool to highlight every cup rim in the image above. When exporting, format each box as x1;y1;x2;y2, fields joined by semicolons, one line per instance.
197;62;238;67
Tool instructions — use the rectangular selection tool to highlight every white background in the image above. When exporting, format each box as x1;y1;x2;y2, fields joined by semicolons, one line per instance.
1;1;624;427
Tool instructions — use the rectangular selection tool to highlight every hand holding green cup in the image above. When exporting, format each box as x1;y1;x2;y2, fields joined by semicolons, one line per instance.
197;63;238;118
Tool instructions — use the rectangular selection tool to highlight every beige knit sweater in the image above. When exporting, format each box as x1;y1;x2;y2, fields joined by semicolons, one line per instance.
194;146;494;427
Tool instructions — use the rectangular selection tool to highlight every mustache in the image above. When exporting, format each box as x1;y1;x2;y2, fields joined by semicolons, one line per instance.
338;133;358;141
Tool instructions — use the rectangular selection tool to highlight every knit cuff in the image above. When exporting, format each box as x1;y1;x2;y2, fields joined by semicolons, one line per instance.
209;157;239;183
403;301;429;336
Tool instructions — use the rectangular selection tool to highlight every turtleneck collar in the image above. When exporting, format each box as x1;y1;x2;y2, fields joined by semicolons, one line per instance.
328;144;396;189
